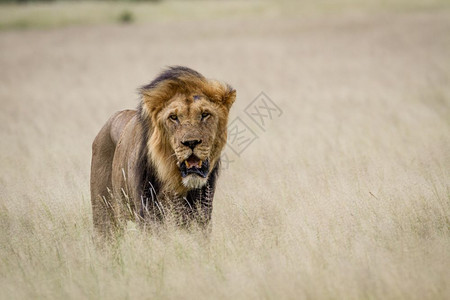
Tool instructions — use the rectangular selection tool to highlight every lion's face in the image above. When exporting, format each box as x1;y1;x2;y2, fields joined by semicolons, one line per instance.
160;93;223;189
140;68;235;194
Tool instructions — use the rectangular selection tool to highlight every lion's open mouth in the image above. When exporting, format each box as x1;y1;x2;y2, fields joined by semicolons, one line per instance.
179;155;209;178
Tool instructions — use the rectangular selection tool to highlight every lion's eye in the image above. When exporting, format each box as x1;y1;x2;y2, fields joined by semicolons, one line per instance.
201;112;210;120
169;114;178;121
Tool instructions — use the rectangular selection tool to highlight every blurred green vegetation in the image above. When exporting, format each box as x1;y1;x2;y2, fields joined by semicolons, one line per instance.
0;0;449;30
118;9;134;23
0;0;162;2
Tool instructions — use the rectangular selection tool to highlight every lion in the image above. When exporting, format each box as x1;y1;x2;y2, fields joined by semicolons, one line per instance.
90;66;236;236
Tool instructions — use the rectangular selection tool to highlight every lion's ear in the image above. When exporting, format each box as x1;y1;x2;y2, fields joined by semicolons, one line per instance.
223;86;236;110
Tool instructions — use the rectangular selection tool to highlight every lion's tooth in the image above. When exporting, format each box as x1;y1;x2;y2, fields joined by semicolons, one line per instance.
198;160;202;168
185;161;190;168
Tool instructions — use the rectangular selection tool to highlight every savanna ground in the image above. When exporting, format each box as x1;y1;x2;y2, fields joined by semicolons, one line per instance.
1;0;449;299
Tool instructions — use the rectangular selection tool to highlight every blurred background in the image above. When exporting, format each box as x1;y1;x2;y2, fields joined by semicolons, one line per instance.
0;1;449;299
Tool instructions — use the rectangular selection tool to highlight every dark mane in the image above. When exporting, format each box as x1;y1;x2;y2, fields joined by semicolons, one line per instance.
135;115;162;220
135;66;203;218
141;66;205;91
135;66;220;223
185;160;220;226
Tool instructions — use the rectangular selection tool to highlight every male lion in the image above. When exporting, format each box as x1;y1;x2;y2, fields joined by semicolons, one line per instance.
90;66;236;236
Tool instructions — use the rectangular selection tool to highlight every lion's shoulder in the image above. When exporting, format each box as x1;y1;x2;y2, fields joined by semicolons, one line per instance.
109;110;137;145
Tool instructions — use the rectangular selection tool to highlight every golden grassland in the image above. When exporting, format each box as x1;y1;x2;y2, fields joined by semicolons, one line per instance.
0;1;449;299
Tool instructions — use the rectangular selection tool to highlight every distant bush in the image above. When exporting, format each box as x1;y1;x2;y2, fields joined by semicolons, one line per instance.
118;10;134;23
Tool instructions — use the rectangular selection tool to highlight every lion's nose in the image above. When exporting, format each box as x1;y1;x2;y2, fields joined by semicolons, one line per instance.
181;139;202;149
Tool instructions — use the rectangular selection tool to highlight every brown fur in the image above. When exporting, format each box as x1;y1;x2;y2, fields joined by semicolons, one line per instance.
90;67;235;236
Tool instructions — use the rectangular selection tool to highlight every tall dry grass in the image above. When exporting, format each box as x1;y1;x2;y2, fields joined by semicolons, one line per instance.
0;2;449;299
